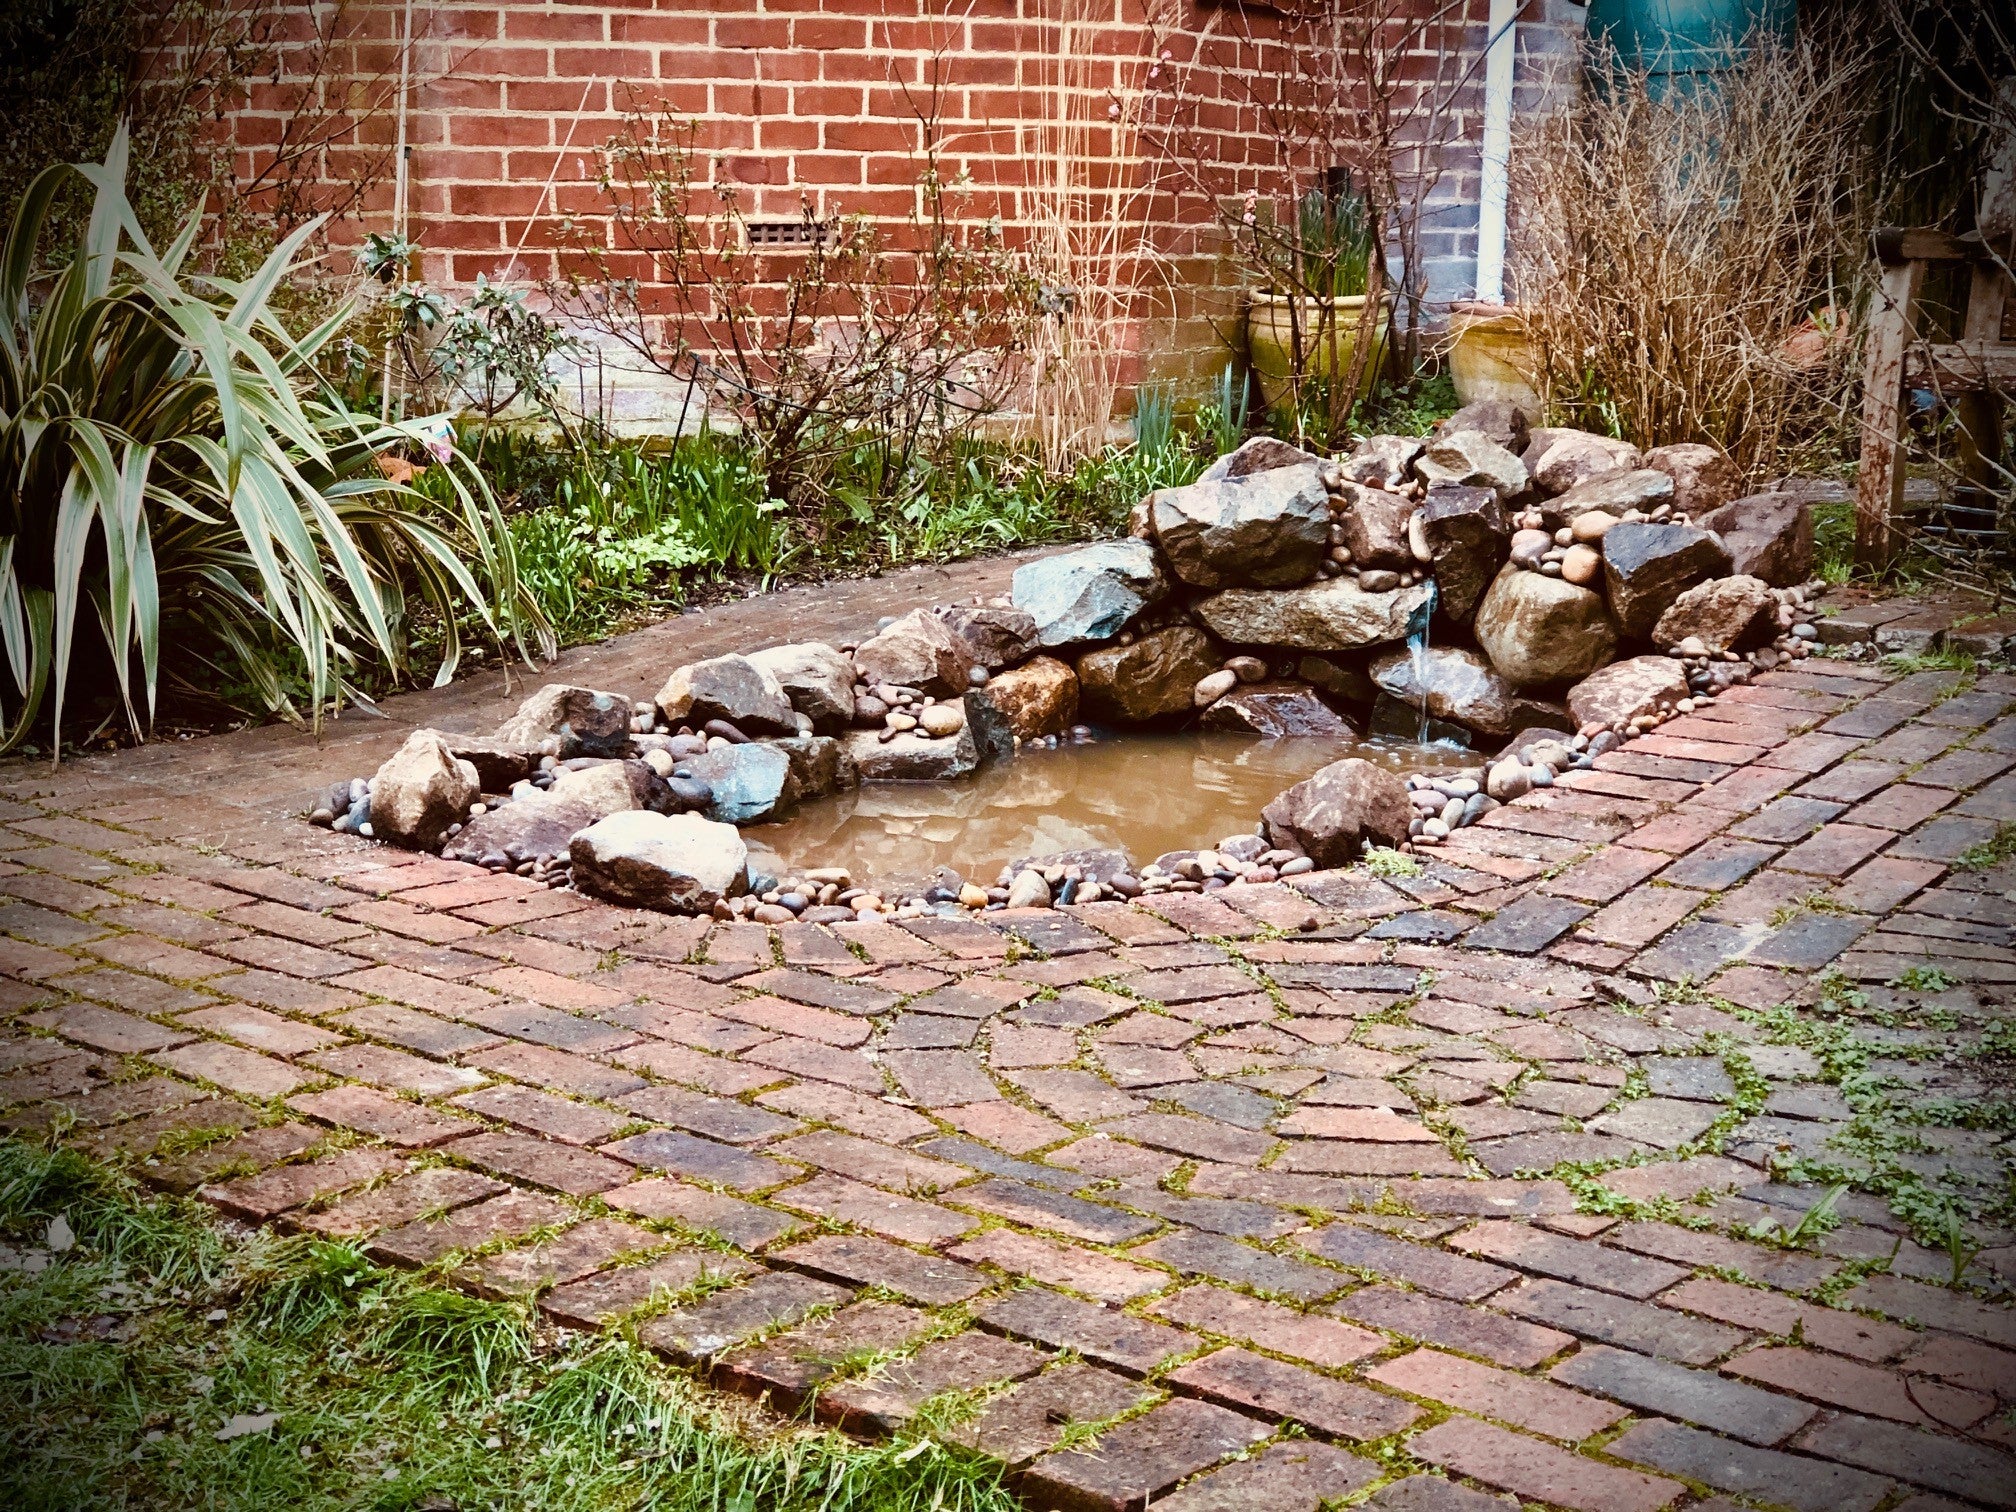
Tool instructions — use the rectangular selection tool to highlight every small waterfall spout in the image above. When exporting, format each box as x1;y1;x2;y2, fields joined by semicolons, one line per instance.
1404;578;1438;745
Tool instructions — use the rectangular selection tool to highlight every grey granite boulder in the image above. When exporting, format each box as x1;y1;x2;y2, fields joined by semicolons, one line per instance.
852;609;976;696
1523;429;1643;495
680;742;799;824
746;642;856;730
1601;522;1733;640
570;811;749;913
1538;467;1677;530
1414;483;1510;623
493;683;633;759
1567;655;1692;729
1652;574;1778;653
1473;563;1619;688
1198;435;1324;482
1148;465;1330;588
936;604;1039;670
1695;492;1814;587
1332;481;1416;571
769;734;860;802
1199;683;1352;737
1414;429;1530;501
370;731;479;849
1193;577;1433;652
1434;399;1530;454
845;723;982;782
443;792;597;868
1367;645;1557;737
656;654;798;736
1011;540;1168;647
1340;434;1426;491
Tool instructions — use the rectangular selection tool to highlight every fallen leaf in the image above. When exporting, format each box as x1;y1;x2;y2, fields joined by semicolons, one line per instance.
45;1215;73;1253
215;1413;278;1442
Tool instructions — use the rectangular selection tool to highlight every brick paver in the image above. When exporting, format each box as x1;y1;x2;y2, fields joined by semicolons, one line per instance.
0;591;2011;1509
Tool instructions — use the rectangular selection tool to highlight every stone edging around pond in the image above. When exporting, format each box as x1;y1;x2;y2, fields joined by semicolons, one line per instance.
310;402;1827;922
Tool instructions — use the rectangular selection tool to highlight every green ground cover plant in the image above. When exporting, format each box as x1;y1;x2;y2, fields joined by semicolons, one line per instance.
0;1139;1020;1512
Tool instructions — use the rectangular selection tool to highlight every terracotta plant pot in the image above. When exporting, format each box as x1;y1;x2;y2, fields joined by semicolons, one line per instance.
1245;293;1390;409
1447;301;1545;423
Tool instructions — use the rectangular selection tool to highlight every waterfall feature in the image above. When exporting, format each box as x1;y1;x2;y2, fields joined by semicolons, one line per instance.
1404;578;1439;745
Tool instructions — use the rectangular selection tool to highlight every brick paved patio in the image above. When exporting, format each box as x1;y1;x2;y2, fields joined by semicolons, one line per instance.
2;574;2013;1510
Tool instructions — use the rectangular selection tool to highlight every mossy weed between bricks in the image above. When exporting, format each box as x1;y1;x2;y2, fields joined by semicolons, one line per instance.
0;1140;1020;1512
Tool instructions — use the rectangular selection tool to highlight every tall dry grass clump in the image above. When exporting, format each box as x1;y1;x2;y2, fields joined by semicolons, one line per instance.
1510;38;1881;477
1021;0;1165;471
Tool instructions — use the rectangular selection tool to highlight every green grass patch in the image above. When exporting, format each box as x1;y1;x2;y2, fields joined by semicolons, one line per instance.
0;1141;1018;1512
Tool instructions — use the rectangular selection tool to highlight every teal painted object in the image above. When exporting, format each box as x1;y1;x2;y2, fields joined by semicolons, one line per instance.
1585;0;1796;94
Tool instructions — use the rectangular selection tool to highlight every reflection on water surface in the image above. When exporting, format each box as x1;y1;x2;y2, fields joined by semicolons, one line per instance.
749;730;1467;887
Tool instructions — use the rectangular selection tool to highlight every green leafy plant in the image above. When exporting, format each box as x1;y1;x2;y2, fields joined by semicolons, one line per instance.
1740;1181;1848;1249
1131;382;1176;455
1197;361;1250;455
1889;965;1957;992
1938;1207;1984;1288
1360;847;1423;879
1294;179;1376;299
0;128;553;750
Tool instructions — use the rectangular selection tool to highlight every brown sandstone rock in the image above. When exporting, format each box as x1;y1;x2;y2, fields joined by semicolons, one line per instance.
1643;442;1744;515
1076;627;1222;723
1522;429;1643;496
1695;492;1815;587
852;610;976;696
1199;683;1353;737
972;655;1078;740
1261;758;1413;866
1567;656;1691;729
1652;575;1778;653
371;731;480;849
1473;564;1619;689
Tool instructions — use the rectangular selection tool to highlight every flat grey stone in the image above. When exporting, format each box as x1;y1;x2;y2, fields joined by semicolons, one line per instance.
1134;1229;1346;1303
1498;1278;1747;1365
1459;896;1592;954
1588;1096;1721;1150
1643;1055;1736;1102
1549;1345;1817;1445
1609;1419;1890;1512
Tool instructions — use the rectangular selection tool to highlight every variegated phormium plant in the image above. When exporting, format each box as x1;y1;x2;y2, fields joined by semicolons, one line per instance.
0;128;554;758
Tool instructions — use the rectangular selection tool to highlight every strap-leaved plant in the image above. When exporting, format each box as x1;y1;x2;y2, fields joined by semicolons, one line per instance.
0;127;554;758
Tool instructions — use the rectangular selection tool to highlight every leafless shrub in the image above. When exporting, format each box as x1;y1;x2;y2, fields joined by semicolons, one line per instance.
1509;36;1883;478
551;108;1036;505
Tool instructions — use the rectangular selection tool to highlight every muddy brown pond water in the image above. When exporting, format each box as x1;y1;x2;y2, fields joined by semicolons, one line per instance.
748;730;1468;889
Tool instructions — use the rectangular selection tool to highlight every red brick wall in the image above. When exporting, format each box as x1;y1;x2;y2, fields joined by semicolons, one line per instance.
227;0;1585;419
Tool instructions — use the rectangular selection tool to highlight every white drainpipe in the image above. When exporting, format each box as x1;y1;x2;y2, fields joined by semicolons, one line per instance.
1474;0;1519;304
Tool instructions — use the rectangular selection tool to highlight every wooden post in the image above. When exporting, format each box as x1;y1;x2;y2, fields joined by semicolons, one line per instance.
1954;256;2010;494
1854;256;1926;574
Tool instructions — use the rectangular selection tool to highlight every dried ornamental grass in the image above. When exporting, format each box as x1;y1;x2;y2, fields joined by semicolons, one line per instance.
1510;38;1881;477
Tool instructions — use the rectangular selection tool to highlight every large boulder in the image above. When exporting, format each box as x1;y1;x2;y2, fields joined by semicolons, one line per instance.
1695;492;1814;587
1652;575;1778;653
1434;400;1530;454
1414;429;1530;501
370;731;480;849
852;609;976;696
1199;435;1324;482
443;736;536;792
493;684;633;759
1011;540;1169;647
1199;683;1353;737
1340;435;1425;491
1538;468;1677;530
1148;465;1329;588
1600;522;1734;640
1567;656;1692;729
960;689;1016;764
680;742;799;824
1523;429;1643;495
1332;481;1416;571
1643;443;1744;516
1076;626;1222;723
1473;564;1619;689
747;643;856;730
1194;577;1434;651
1261;758;1412;866
548;759;676;821
971;655;1078;739
845;723;981;782
1367;646;1559;738
570;811;749;913
1414;484;1510;623
443;792;597;869
936;605;1039;670
769;734;859;802
656;655;798;737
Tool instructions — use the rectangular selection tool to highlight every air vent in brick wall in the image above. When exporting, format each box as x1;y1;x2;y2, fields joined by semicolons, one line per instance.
744;220;828;249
